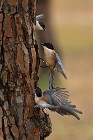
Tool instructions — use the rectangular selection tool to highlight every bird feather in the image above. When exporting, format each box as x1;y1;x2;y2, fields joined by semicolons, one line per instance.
36;14;44;20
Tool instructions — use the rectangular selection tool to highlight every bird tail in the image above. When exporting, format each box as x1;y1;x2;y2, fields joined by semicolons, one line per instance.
60;69;67;79
49;69;55;89
56;105;82;120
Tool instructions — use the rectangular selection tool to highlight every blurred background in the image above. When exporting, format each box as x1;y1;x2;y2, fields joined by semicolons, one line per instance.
37;0;93;140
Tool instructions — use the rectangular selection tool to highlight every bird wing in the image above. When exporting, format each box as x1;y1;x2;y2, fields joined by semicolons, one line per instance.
50;87;69;105
43;87;69;107
54;52;67;79
36;14;44;20
48;88;82;120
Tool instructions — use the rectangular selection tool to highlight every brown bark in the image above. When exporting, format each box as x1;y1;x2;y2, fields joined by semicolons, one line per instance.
0;0;51;140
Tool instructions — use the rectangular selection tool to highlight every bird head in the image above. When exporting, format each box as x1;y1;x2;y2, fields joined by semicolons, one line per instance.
35;87;42;97
41;43;54;50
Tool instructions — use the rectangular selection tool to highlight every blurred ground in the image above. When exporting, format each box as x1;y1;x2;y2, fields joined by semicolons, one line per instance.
39;0;93;140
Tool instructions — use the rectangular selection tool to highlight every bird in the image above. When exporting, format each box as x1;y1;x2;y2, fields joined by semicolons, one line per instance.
41;43;67;89
41;43;67;79
35;87;82;120
35;14;46;31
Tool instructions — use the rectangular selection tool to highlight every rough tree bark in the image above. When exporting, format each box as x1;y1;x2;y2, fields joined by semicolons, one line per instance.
0;0;51;140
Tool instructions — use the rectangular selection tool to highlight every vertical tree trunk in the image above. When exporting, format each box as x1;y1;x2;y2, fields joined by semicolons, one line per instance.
0;0;51;140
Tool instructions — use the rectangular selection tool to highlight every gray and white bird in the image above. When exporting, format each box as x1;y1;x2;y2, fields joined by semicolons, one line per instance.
41;43;67;89
35;14;46;31
35;87;82;120
41;43;67;79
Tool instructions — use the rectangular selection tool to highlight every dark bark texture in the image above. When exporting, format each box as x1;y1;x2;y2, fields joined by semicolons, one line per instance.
0;0;51;139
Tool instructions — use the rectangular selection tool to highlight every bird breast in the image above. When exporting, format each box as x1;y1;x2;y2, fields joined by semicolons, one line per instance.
43;47;56;69
35;21;43;31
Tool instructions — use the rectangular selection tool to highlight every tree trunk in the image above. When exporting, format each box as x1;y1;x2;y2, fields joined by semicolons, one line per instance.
0;0;51;140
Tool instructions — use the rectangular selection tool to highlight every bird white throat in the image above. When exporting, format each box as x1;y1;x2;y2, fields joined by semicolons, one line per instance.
35;20;44;31
43;46;56;68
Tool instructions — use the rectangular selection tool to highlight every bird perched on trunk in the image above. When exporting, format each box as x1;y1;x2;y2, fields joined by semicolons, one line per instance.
41;43;67;79
41;43;67;89
35;14;46;31
35;87;82;120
